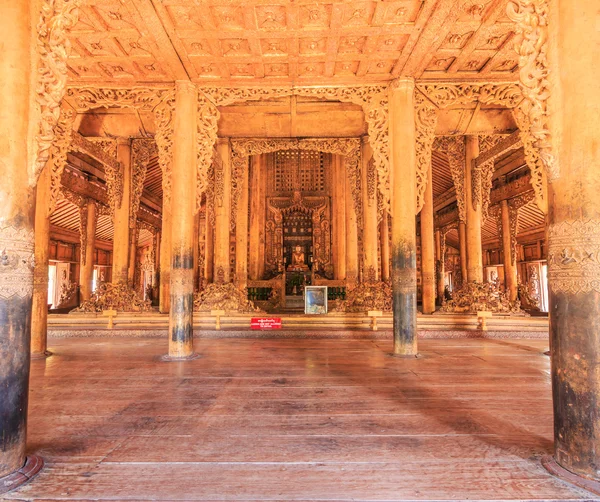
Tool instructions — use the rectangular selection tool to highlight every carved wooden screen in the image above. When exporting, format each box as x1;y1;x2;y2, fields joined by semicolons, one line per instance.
270;150;330;194
283;210;313;267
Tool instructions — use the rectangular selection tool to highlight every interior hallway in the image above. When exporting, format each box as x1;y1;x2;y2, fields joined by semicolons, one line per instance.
6;336;596;501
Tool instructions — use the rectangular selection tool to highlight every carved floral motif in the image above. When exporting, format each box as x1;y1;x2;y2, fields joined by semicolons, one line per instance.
333;277;392;313
131;140;157;228
33;0;81;185
48;106;76;215
0;226;35;299
434;136;466;222
507;0;556;185
547;220;600;294
414;91;438;214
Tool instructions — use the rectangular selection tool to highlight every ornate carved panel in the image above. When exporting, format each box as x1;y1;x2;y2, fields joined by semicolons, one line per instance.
131;139;157;228
33;0;81;185
0;226;35;299
433;136;466;222
48;106;76;215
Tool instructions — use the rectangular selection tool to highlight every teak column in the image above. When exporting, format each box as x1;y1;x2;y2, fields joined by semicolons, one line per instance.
420;160;435;314
362;139;379;280
435;230;445;302
0;0;38;482
380;211;390;281
204;207;214;283
546;0;600;483
235;158;249;289
332;155;347;280
31;165;52;358
79;199;97;301
166;81;198;360
159;198;172;312
112;139;132;284
500;200;518;302
249;154;266;280
389;78;417;356
345;166;359;285
214;139;232;283
458;221;468;286
465;136;483;282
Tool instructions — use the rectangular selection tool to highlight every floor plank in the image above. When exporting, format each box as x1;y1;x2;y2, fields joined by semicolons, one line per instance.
5;336;596;501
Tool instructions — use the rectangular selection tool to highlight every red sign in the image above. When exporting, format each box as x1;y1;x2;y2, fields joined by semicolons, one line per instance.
250;317;282;330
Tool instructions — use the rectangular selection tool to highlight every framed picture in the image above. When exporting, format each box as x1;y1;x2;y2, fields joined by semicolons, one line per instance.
305;286;328;315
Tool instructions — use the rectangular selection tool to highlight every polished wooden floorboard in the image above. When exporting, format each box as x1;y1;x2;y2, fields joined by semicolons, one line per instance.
5;337;597;501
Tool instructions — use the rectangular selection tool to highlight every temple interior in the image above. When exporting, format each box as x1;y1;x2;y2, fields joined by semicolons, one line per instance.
0;0;599;500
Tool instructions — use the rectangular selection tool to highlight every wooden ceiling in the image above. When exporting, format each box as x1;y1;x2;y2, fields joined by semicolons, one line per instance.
67;0;520;85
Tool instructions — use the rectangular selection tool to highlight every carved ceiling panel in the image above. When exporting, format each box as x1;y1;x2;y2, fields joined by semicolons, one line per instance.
67;0;520;85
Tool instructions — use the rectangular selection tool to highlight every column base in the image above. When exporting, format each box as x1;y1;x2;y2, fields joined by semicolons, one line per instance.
0;455;44;495
541;455;600;496
387;352;422;359
31;350;52;360
544;350;551;356
160;352;201;362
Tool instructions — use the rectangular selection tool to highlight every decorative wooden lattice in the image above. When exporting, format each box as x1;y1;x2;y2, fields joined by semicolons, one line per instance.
271;150;329;194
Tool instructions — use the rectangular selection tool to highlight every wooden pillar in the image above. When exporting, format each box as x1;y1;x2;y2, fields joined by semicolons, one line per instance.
361;139;379;280
0;0;38;480
380;211;390;281
389;78;417;356
166;80;198;360
192;211;200;291
159;202;171;313
249;154;265;280
465;136;483;282
458;221;467;286
31;165;52;359
204;207;214;283
79;200;97;301
420;159;435;314
435;230;445;302
153;230;160;293
332;155;347;280
235;158;249;289
128;227;137;286
112;139;131;284
214;139;232;283
500;200;518;302
345;166;359;285
546;0;600;482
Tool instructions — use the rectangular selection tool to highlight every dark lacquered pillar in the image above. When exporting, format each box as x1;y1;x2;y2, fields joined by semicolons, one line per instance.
0;0;37;480
546;0;600;483
388;78;418;356
166;81;198;360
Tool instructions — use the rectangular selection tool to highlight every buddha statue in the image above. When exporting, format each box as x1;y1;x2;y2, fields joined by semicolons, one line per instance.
288;245;308;271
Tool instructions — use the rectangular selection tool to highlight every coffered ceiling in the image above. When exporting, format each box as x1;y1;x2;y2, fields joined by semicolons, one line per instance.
67;0;520;85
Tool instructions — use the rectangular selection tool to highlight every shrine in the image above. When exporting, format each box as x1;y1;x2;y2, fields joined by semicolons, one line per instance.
1;0;599;499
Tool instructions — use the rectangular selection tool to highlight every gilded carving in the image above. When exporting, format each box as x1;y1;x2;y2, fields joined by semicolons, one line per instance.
333;278;392;313
547;220;600;294
0;226;35;299
33;0;81;184
154;89;175;204
417;83;523;109
507;0;556;185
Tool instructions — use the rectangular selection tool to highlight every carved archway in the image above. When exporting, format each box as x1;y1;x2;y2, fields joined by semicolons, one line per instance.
229;138;361;230
202;87;389;212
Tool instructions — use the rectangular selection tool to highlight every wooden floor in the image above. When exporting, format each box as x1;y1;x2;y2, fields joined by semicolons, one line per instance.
6;336;597;501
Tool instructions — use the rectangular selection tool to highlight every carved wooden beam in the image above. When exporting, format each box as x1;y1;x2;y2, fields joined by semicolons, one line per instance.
474;131;522;168
70;133;120;171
